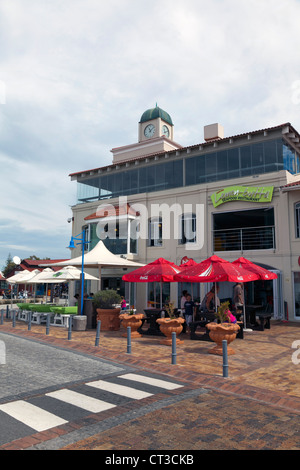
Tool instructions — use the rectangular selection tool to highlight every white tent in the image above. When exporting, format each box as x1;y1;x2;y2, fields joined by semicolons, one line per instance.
43;241;144;290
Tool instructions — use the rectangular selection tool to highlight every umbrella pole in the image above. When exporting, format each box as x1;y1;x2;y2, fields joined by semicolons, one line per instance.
243;303;252;332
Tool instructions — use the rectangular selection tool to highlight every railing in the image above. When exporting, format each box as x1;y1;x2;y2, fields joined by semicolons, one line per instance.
213;225;275;252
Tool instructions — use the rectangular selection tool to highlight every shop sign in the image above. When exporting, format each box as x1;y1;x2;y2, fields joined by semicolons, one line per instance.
211;185;274;208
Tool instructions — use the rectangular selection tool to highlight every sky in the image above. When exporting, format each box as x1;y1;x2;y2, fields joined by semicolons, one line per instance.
0;0;300;272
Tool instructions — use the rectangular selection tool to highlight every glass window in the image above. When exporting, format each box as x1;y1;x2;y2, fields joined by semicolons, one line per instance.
148;217;162;246
251;143;264;174
180;214;196;244
240;146;252;176
205;153;217;182
264;140;278;172
227;148;240;179
217;150;228;179
295;202;300;238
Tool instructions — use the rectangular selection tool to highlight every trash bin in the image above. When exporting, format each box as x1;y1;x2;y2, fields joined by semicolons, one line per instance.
72;315;87;331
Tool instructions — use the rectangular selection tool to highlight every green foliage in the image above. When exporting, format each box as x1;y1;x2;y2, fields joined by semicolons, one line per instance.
216;301;230;323
163;301;176;319
92;289;121;309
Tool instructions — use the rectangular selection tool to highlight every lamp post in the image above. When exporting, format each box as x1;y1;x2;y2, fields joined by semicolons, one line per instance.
68;231;87;316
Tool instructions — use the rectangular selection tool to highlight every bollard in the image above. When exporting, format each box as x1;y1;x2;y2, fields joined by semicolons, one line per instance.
0;310;4;325
6;305;8;319
222;340;229;378
172;332;177;365
28;311;32;331
12;310;16;327
127;326;131;354
46;313;50;335
68;316;72;340
95;320;101;346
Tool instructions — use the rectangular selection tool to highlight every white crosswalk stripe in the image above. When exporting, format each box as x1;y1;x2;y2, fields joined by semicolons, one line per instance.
119;373;184;390
46;389;116;413
0;374;183;444
86;379;153;399
0;400;68;432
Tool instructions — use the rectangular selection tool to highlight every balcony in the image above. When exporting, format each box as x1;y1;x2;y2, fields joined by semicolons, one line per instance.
213;225;275;252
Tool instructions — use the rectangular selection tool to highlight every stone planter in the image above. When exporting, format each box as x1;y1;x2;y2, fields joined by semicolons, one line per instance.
96;308;121;331
119;313;144;337
206;322;240;355
156;317;185;345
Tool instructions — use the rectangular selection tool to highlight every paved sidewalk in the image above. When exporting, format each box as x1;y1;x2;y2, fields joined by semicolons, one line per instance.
0;318;299;450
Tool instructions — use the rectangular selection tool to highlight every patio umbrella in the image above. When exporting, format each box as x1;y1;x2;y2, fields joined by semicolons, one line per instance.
38;266;99;306
174;255;260;327
122;258;181;308
179;258;198;301
232;257;278;280
7;269;40;303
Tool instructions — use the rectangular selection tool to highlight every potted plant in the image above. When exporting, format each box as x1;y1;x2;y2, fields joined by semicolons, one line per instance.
93;289;122;331
119;306;145;338
206;301;240;355
156;301;185;345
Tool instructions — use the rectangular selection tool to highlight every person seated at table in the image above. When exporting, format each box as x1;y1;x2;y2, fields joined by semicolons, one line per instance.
184;294;195;332
224;306;237;324
200;285;220;313
120;296;127;310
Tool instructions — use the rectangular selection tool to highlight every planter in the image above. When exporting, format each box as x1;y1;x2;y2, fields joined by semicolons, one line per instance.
206;322;240;355
156;317;185;345
119;313;144;337
96;308;121;331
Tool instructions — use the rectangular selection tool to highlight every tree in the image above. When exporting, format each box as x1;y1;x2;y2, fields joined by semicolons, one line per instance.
2;254;16;278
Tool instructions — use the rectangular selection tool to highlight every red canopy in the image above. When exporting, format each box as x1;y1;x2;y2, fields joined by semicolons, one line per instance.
122;258;181;283
232;257;277;280
174;255;260;283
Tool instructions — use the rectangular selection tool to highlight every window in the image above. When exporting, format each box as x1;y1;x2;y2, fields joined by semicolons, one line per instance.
213;208;275;251
295;202;300;238
180;213;196;244
149;217;162;247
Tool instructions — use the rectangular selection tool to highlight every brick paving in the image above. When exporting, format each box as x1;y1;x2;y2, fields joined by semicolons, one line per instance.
0;318;299;450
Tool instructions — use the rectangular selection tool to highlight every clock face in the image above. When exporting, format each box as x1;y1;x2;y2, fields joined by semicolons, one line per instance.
144;124;155;138
162;125;170;137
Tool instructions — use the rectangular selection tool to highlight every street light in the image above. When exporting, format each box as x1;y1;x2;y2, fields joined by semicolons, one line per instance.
67;231;88;316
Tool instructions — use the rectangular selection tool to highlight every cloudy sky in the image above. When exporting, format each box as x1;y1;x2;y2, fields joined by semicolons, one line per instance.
0;0;300;271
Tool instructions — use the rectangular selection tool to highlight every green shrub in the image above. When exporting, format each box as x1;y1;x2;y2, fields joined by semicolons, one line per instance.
93;290;121;309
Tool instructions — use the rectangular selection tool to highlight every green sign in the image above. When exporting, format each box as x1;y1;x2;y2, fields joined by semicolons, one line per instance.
211;185;274;208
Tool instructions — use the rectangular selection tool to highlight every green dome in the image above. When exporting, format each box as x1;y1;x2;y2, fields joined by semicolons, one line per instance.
140;105;173;126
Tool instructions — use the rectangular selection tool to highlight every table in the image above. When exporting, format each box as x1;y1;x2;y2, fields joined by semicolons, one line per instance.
141;309;164;336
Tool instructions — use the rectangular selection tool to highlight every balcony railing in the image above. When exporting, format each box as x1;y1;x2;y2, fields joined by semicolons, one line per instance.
213;225;275;252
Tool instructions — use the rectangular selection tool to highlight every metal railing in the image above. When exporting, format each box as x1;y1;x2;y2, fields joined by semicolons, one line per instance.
213;225;275;252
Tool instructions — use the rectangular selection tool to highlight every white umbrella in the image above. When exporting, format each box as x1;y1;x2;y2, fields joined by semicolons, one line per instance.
39;265;99;282
7;269;40;304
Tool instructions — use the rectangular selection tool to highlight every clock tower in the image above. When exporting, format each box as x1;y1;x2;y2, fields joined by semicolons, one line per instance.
111;105;181;164
138;104;174;142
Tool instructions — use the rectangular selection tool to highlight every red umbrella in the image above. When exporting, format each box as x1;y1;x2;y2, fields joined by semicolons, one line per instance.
174;255;260;328
232;257;277;280
174;255;260;283
122;258;181;307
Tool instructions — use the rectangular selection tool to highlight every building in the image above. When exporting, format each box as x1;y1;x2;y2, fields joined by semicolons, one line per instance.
69;105;300;321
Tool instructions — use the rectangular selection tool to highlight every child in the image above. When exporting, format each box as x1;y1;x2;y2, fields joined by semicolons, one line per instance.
184;294;195;331
121;297;127;310
225;307;237;323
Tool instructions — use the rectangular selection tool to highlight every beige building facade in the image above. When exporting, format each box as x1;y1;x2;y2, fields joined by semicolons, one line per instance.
69;106;300;321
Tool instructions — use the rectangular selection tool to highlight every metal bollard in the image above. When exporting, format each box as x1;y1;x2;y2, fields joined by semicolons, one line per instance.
222;340;229;378
0;310;4;325
95;320;101;346
68;316;72;340
28;311;32;331
6;305;9;319
46;314;50;335
12;310;16;327
172;332;177;364
127;326;131;354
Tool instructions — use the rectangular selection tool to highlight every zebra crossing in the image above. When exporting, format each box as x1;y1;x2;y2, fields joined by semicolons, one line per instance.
0;373;183;444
